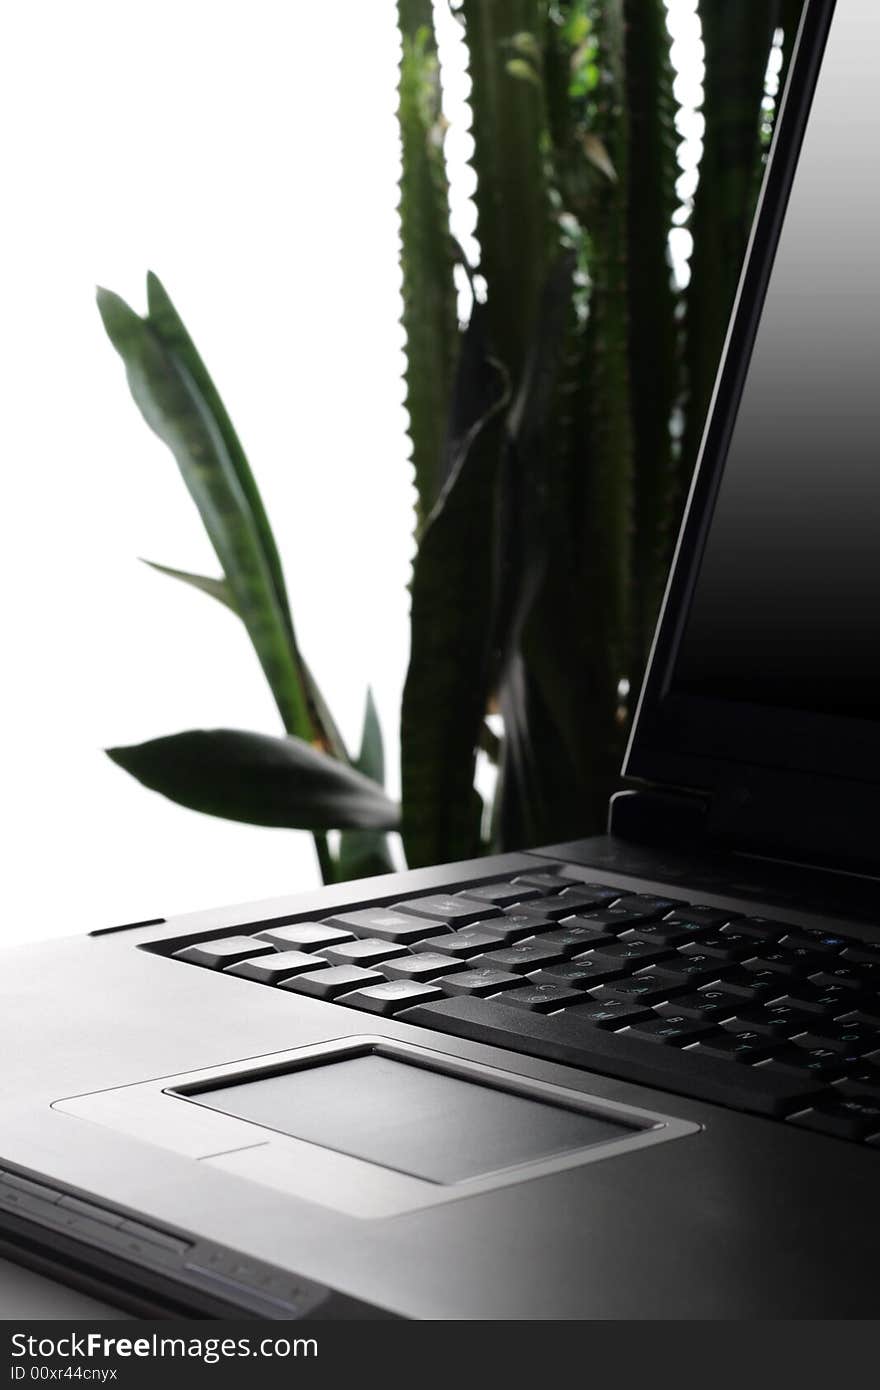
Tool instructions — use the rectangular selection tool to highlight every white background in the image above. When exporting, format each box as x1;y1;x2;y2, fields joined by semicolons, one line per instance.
0;0;707;947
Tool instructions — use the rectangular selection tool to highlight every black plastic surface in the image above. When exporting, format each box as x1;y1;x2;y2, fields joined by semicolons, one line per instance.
189;1054;631;1183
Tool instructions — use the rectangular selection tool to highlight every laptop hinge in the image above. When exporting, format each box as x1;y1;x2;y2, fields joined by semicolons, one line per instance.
608;788;711;849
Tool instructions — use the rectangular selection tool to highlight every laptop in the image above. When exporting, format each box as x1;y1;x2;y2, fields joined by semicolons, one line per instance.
2;0;878;1320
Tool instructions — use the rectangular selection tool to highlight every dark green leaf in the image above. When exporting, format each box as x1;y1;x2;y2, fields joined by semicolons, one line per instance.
107;729;400;832
141;560;235;611
401;305;509;867
97;287;314;741
338;689;395;881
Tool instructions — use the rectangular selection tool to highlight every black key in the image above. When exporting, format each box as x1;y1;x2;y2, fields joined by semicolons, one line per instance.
838;1005;880;1027
790;1023;880;1056
726;1003;816;1038
341;980;443;1016
255;922;354;951
655;954;723;983
325;907;445;945
761;1046;847;1081
174;936;275;970
315;938;407;968
569;907;657;932
278;965;383;1000
435;968;522;998
225;950;327;984
513;874;620;906
623;1016;717;1045
411;928;511;959
590;939;675;967
531;960;622;989
778;930;850;955
678;906;741;928
537;922;618;953
835;1063;880;1095
681;933;752;962
735;917;789;942
501;983;584;1014
456;881;543;907
788;1096;880;1142
612;894;685;917
773;985;856;1016
379;953;466;983
476;914;558;944
688;1032;779;1064
564;999;655;1029
743;950;819;977
810;963;880;992
522;892;619;921
840;943;880;966
590;975;686;1005
393;894;502;926
716;968;785;1002
472;942;568;974
399;997;825;1119
656;990;739;1022
625;920;699;947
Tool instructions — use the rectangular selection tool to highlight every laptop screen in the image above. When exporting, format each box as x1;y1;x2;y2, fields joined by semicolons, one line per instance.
672;1;880;724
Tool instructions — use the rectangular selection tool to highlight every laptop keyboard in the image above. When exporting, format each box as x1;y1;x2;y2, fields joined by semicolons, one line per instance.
164;866;880;1148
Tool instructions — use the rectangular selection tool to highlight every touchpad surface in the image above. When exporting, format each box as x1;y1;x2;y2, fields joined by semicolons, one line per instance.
193;1053;629;1183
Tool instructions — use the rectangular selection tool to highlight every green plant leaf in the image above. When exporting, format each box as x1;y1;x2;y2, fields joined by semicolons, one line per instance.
107;729;400;832
144;273;295;641
338;689;395;880
141;560;235;611
401;305;509;867
97;287;315;742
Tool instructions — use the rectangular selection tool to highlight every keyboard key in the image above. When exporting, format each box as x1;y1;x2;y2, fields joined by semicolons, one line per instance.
809;963;880;992
476;913;558;944
325;907;446;945
585;940;674;968
625;919;699;946
472;942;569;974
840;943;880;966
456;881;543;907
836;1063;880;1095
501;983;584;1013
725;1003;815;1037
521;892;619;921
674;906;740;928
612;894;685;917
537;923;617;953
225;950;327;984
791;1023;880;1056
838;1005;880;1027
655;954;723;983
773;985;857;1016
623;1016;717;1045
512;874;620;906
278;965;383;1000
778;930;850;955
315;938;407;968
174;936;275;970
510;871;580;893
656;990;739;1022
340;980;443;1016
681;933;752;962
564;999;655;1029
788;1096;880;1142
531;960;624;988
568;907;658;932
761;1046;846;1081
734;917;789;942
591;975;686;1005
688;1032;779;1063
399;997;826;1119
393;895;501;926
743;949;819;977
715;968;785;1002
379;953;466;982
434;968;523;997
255;922;355;951
411;929;511;959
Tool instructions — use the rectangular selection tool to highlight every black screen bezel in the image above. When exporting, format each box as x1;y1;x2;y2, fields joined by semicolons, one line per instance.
621;1;880;819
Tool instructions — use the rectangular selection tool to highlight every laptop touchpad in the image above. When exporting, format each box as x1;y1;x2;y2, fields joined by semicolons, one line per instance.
191;1053;628;1183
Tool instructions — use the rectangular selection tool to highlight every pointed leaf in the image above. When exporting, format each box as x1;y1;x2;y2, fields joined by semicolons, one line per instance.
107;729;400;832
142;560;235;612
338;689;394;880
97;287;314;741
